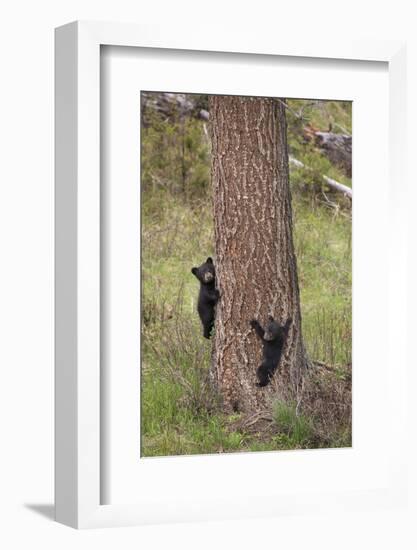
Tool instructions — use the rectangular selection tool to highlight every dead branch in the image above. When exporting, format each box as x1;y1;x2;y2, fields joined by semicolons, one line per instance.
289;156;352;199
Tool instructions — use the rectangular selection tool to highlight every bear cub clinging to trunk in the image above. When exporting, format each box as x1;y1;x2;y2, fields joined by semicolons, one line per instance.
250;316;292;387
191;257;220;339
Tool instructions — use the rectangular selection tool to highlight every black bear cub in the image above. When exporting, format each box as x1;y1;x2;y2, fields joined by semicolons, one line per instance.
191;257;220;339
250;316;292;387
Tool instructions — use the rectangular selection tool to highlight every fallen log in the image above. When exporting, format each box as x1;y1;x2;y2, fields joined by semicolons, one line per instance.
289;156;352;199
141;91;209;123
304;126;352;177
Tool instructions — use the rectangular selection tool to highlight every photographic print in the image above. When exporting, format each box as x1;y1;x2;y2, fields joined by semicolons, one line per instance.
141;93;352;457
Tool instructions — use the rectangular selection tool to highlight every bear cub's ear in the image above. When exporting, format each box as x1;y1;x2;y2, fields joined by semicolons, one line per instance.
191;267;198;276
206;257;213;264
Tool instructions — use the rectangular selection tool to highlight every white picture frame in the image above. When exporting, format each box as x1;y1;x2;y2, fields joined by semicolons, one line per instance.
55;21;407;529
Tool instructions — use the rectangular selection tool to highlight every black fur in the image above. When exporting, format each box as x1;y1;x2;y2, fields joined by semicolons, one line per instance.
250;316;292;387
191;257;220;339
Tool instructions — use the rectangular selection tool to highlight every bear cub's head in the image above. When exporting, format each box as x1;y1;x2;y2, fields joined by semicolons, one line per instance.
191;257;215;285
263;316;292;341
263;316;282;341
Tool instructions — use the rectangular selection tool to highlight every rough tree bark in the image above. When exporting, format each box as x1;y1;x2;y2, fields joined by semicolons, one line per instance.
209;96;309;414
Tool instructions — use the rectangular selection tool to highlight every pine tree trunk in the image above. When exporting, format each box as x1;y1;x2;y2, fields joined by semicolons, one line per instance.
209;96;309;413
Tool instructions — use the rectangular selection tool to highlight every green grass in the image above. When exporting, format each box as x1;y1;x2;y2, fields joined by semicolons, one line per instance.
142;192;214;322
140;97;352;457
286;99;352;135
272;401;315;447
293;197;351;365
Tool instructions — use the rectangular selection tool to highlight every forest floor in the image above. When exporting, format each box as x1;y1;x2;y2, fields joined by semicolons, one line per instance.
141;98;352;457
